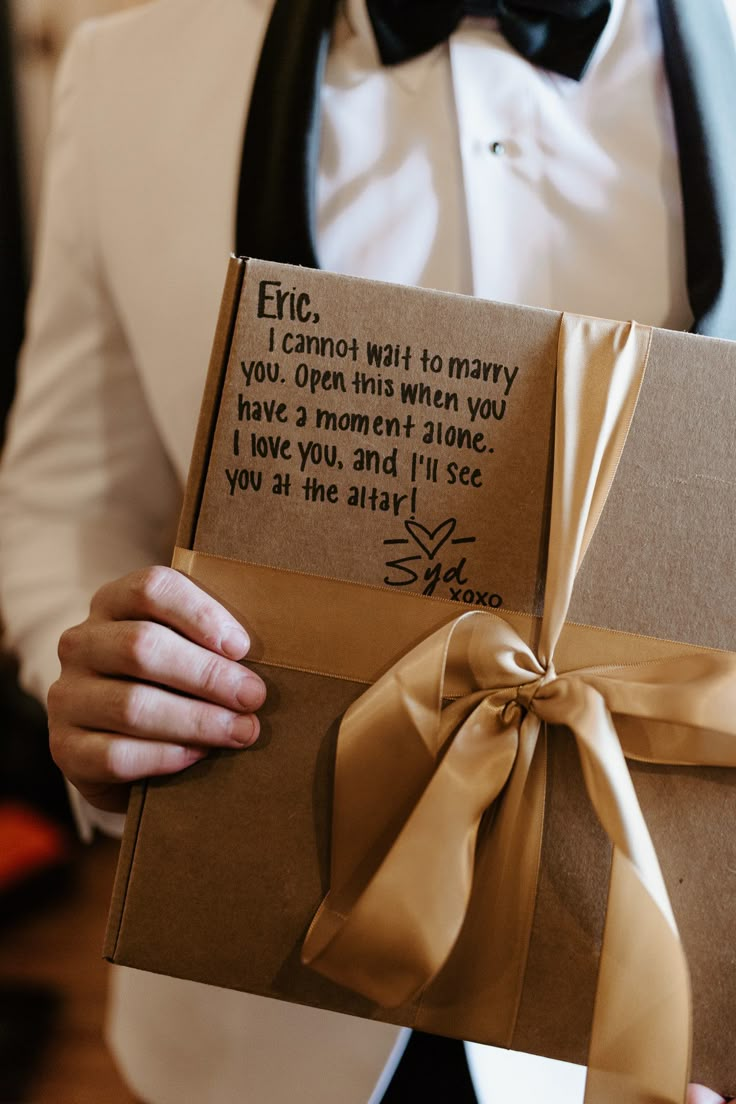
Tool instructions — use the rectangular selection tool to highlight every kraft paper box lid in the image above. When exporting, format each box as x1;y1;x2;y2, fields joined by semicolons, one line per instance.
105;257;736;1092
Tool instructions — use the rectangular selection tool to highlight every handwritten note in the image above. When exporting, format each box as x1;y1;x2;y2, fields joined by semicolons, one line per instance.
195;260;561;613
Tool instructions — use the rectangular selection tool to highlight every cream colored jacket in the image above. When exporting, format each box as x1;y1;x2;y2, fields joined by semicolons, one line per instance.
1;3;400;1101
0;3;442;1101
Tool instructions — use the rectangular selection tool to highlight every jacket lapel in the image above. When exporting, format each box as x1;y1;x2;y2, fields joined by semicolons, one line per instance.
658;0;736;338
236;0;337;268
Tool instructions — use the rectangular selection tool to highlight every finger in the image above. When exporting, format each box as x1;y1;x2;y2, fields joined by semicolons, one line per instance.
59;620;266;713
51;676;260;750
63;731;209;789
687;1086;729;1104
90;566;250;659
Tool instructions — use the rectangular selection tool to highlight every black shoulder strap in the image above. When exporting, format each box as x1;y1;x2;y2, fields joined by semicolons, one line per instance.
658;0;736;338
235;0;338;268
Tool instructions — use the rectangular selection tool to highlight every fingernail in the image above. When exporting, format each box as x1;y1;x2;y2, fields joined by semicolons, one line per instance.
221;625;249;659
236;674;266;711
232;714;259;747
183;747;208;764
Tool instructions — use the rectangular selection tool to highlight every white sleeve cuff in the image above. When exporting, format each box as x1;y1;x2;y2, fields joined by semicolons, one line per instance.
67;780;127;841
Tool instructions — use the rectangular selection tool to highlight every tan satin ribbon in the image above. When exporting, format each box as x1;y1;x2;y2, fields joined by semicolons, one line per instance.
171;549;728;689
174;314;736;1104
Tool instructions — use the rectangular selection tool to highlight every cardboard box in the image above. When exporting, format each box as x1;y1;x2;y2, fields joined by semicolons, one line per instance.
105;257;736;1092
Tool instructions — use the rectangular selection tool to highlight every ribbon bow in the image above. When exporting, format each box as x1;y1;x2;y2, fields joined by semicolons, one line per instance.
301;315;736;1103
366;0;613;80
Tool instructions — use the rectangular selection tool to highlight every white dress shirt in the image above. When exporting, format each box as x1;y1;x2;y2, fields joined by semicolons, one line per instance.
0;0;719;1100
319;0;690;331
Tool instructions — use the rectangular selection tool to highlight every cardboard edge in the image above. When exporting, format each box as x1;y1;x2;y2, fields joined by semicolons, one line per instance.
103;780;148;962
176;254;247;549
105;257;247;963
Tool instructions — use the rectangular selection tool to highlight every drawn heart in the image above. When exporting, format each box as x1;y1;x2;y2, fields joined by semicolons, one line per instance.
404;518;457;560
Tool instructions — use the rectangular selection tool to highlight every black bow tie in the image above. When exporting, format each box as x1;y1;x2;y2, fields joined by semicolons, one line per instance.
366;0;612;80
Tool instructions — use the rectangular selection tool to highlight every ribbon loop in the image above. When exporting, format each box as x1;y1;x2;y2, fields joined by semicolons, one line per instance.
173;540;736;1102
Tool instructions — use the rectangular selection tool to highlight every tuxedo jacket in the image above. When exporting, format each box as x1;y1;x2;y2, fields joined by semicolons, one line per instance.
0;2;734;1102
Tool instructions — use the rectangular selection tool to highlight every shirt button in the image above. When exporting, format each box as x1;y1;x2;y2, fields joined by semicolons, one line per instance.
489;140;506;156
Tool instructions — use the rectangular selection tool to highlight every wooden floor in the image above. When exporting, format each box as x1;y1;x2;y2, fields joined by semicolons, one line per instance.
0;836;139;1104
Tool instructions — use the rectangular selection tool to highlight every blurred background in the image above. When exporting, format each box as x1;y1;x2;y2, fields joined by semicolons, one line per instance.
1;2;147;1101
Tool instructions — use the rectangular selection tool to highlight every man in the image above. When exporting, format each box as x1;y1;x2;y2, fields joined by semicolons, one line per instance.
0;0;733;1100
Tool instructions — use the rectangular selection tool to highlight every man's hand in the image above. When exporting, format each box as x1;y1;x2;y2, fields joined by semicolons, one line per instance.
49;566;266;813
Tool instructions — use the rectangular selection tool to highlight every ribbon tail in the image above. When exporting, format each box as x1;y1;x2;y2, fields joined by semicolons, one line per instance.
586;849;691;1104
540;679;691;1104
415;712;547;1046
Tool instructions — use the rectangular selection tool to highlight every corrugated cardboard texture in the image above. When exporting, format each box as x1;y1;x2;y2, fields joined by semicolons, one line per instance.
107;260;736;1088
